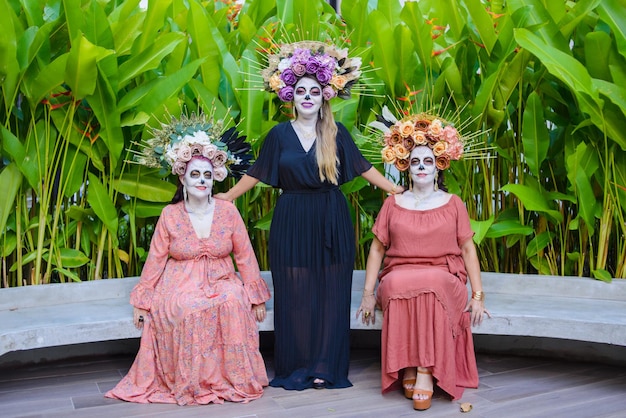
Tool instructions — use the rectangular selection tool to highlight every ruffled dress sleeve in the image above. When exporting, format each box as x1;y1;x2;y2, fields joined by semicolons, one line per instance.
372;196;395;248
246;124;281;187
129;205;172;310
453;195;475;245
227;203;271;305
336;122;373;185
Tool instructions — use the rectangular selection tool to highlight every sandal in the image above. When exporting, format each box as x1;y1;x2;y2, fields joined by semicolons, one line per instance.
402;368;417;399
412;369;433;411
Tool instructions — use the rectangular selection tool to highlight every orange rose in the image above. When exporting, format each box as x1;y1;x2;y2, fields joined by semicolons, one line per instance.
381;146;397;164
403;136;415;151
269;73;285;92
414;131;428;145
395;158;410;171
383;132;394;147
414;118;430;131
389;131;403;146
436;155;450;170
393;144;410;159
432;141;448;157
330;74;348;90
398;121;415;138
429;119;443;137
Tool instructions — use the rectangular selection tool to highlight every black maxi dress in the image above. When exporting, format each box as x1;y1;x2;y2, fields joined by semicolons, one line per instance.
247;121;372;390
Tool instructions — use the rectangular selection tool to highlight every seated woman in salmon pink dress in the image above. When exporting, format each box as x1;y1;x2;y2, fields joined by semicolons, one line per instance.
105;113;270;405
357;110;490;411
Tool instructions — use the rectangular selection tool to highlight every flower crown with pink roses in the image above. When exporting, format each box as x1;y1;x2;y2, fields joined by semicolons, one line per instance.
370;106;490;172
133;112;252;181
261;40;362;102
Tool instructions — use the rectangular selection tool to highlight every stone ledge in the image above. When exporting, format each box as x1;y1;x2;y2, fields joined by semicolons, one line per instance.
1;272;625;358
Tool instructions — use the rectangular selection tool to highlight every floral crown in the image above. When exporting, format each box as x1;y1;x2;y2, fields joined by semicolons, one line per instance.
132;112;252;181
370;106;467;172
261;40;362;102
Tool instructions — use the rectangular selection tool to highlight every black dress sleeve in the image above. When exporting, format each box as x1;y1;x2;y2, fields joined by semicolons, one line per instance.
336;122;373;185
246;124;281;187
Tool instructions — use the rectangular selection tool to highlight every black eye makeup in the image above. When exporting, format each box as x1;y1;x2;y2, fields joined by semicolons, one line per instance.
295;87;321;96
189;170;212;179
410;158;434;166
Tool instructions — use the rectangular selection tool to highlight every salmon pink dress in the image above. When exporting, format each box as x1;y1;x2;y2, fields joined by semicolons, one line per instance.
105;200;271;405
373;194;478;400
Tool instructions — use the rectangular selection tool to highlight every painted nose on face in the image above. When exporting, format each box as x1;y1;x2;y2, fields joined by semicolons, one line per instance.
200;178;205;184
305;94;311;100
418;163;425;170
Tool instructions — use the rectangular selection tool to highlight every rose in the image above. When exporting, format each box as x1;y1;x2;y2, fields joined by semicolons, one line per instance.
414;118;430;131
381;146;397;164
211;150;229;167
292;63;306;77
414;131;428;145
177;144;193;162
165;146;179;165
398;121;415;138
278;86;294;102
190;143;203;156
429;119;443;137
316;66;334;85
403;137;415;151
172;161;187;175
435;155;450;170
432;141;448;157
213;166;228;182
395;158;410;171
269;73;285;92
322;85;336;101
280;68;298;86
393;144;410;159
202;143;218;159
330;74;347;90
383;132;394;147
305;56;320;74
389;130;403;146
442;125;459;143
277;57;291;72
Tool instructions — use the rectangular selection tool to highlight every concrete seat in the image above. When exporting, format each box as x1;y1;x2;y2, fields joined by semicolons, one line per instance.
1;271;625;359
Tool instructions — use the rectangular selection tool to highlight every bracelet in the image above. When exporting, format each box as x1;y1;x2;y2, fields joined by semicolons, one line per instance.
472;291;485;301
363;290;375;296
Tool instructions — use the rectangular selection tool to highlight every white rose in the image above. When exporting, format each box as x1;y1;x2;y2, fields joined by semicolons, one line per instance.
192;130;210;144
278;57;291;72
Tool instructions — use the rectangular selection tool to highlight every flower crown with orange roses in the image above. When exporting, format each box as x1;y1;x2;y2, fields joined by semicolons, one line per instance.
132;112;252;181
370;106;488;172
260;40;362;102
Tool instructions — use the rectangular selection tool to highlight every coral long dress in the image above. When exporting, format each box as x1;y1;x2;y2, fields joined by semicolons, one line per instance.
246;122;372;390
105;200;271;405
373;194;479;400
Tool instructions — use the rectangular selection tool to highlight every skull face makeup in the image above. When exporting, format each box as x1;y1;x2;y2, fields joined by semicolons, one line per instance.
181;157;214;201
409;146;437;187
293;77;323;118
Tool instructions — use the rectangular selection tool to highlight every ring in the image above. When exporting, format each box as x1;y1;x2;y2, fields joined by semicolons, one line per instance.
364;311;371;318
138;316;144;322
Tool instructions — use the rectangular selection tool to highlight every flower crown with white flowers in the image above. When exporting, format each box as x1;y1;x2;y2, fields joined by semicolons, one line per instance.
261;40;362;102
132;112;252;181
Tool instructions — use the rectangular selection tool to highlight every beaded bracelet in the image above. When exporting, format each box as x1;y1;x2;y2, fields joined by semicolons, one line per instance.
362;290;375;297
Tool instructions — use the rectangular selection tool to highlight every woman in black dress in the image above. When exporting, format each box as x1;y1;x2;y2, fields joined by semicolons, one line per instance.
217;41;402;390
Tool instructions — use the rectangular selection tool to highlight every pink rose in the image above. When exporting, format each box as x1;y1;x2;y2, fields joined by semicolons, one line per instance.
211;150;228;167
322;85;336;101
172;161;187;175
213;166;228;182
177;144;192;162
442;125;459;143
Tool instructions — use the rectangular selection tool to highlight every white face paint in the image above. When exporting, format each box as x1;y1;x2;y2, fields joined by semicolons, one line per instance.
409;146;437;187
181;158;213;200
293;77;323;118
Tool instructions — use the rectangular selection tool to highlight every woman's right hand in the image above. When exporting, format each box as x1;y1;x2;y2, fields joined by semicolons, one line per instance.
356;293;377;326
213;192;231;202
133;307;149;329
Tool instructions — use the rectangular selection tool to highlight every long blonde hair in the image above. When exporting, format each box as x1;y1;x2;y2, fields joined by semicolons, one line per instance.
315;100;339;185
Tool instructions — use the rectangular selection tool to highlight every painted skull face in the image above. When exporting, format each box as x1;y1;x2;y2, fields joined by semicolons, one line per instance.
409;146;437;186
293;77;323;117
181;157;213;200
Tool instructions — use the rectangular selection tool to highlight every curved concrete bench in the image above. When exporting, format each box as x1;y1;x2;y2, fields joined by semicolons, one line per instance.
1;272;626;358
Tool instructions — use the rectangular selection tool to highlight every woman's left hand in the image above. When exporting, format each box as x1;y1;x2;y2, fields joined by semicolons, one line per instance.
465;299;491;327
252;303;267;323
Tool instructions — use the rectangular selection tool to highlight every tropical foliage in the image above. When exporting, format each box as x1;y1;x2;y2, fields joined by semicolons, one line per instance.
1;0;625;287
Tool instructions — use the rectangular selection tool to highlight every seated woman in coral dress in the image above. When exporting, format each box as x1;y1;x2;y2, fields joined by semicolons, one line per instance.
106;113;271;405
357;110;490;411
